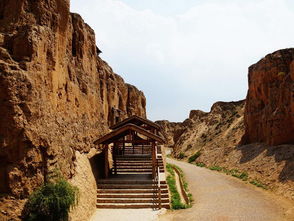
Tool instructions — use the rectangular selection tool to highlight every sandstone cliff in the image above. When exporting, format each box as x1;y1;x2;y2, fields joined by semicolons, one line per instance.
0;0;146;220
159;99;293;200
158;49;294;201
242;48;294;145
157;100;245;157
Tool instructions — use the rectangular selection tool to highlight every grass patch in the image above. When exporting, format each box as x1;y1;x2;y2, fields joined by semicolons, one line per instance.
232;171;248;181
170;164;190;196
250;180;268;189
209;165;223;171
166;163;175;176
194;163;267;189
166;163;192;209
166;175;187;209
195;162;206;167
188;151;201;163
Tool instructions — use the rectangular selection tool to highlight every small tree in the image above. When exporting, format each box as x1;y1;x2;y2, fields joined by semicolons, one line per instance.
23;170;79;221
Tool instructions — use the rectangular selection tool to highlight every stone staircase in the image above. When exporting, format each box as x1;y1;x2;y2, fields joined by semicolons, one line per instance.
96;179;170;209
96;147;170;209
115;154;164;174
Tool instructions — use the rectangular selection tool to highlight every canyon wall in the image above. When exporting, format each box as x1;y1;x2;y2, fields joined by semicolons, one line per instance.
158;49;294;201
241;48;294;145
157;100;245;158
0;0;146;220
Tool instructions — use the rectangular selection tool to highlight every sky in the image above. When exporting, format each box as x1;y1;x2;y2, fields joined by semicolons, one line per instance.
71;0;294;122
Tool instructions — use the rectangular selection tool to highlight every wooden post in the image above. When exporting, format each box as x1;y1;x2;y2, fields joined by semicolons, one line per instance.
123;136;125;155
104;144;109;178
114;143;117;175
152;141;156;179
132;131;135;154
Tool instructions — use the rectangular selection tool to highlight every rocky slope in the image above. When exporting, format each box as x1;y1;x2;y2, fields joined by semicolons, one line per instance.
241;49;294;145
158;49;294;201
157;100;245;157
0;0;146;220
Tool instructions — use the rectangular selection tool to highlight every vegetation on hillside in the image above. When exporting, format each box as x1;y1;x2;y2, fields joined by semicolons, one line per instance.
23;170;79;221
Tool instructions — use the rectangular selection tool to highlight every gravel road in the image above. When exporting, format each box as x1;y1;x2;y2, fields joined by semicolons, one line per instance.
159;158;294;221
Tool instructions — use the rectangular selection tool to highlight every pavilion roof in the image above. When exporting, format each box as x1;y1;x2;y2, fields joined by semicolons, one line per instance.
94;123;165;145
110;115;160;130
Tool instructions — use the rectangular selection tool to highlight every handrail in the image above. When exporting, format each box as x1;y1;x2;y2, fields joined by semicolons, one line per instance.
157;166;161;209
155;145;161;209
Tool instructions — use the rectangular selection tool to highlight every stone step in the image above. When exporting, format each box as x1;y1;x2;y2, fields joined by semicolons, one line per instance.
117;154;151;157
116;164;164;168
117;157;161;159
97;189;169;194
116;155;162;158
97;180;166;184
97;194;169;198
116;161;163;165
97;184;168;189
116;173;153;175
116;158;152;161
116;155;162;161
116;169;164;172
97;199;170;204
116;161;163;164
96;203;170;209
116;166;164;170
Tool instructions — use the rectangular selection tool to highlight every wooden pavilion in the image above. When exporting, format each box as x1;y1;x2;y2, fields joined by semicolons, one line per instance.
94;116;169;209
94;121;165;179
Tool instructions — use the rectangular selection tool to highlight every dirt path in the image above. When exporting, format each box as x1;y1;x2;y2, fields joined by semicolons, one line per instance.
90;209;164;221
160;158;294;221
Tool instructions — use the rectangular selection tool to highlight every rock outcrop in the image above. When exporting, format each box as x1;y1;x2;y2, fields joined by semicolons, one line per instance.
157;100;245;157
0;0;146;219
159;99;294;200
158;49;294;201
242;49;294;145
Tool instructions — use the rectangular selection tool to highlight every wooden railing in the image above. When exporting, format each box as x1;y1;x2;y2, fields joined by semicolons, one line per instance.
154;145;162;209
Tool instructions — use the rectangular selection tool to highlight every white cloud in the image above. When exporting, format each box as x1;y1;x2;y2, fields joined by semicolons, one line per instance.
71;0;294;121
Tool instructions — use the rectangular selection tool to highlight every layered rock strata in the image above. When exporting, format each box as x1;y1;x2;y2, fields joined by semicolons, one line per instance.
242;48;294;145
0;0;146;220
157;100;245;156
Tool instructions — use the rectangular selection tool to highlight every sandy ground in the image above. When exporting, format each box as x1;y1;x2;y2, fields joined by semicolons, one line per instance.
90;209;166;221
159;158;294;221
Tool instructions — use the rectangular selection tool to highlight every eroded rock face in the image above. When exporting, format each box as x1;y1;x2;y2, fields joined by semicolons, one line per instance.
242;49;294;145
159;100;294;200
0;0;146;218
157;100;245;156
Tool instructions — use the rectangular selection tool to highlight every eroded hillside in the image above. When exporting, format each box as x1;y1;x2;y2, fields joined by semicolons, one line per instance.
0;0;146;220
158;49;294;201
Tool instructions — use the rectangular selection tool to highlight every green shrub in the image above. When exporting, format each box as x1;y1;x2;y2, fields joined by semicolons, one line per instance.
209;165;223;171
188;151;201;163
236;172;248;181
178;152;185;159
23;172;79;221
250;180;268;189
195;162;206;167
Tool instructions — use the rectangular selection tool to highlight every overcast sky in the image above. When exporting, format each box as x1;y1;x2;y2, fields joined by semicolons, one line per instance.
71;0;294;122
